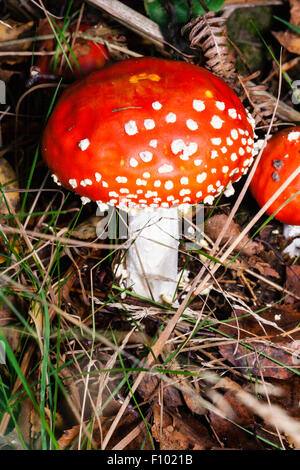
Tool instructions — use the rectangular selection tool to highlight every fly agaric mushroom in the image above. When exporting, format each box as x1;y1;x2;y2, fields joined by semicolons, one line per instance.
250;126;300;257
42;57;255;302
37;23;110;79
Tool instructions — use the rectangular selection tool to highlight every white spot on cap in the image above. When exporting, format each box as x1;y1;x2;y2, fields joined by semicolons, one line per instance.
231;129;239;140
145;191;158;198
288;131;300;142
51;174;61;186
216;101;225;111
226;137;233;146
144;119;155;130
149;140;157;148
228;109;237;119
211;150;218;159
181;177;189;184
224;181;235;198
222;166;229;173
167;195;174;201
154;180;161;187
158;164;173;174
81;196;91;205
204;195;215;205
180;189;191;196
109;191;119;197
165;181;174;190
171;139;185;154
102;181;108;188
165;112;176;123
152;101;162;110
143;172;150;178
161;202;169;208
211;168;216;174
211;137;221;145
96;201;108;212
229;168;239;177
78;138;90;151
196;191;202;198
243;158;250;167
194;159;202;166
193;100;205;112
130;158;138;168
80;179;92;187
95;172;102;182
221;146;227;154
69;179;77;188
139;151;153;162
120;188;129;193
180;142;198;160
116;176;127;183
197;172;207;183
136;178;147;186
210;115;224;129
207;184;215;193
239;147;245;156
186;119;198;131
125;120;138;135
231;153;238;161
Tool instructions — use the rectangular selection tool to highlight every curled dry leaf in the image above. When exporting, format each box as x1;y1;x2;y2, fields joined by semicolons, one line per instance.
218;306;300;379
205;214;263;256
151;404;215;450
0;157;20;216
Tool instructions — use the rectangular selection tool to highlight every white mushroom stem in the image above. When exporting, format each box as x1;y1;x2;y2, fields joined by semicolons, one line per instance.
126;207;179;302
283;224;300;257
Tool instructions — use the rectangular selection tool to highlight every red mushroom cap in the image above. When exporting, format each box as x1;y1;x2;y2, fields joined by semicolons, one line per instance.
250;126;300;225
37;23;110;78
42;57;254;208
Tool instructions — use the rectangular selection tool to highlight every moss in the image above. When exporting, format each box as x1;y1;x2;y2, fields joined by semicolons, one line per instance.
227;6;273;74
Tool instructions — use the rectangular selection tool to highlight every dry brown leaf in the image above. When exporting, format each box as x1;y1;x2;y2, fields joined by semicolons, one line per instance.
285;265;300;305
58;410;151;450
208;391;258;449
70;216;106;240
0;294;16;326
17;398;41;449
205;214;263;256
0;19;34;64
0;157;20;216
218;307;300;379
137;373;183;408
273;31;300;55
0;19;33;46
273;0;300;54
151;404;215;450
247;256;281;279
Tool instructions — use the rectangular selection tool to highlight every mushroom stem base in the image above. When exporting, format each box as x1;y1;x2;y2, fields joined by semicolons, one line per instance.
126;207;179;303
